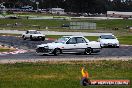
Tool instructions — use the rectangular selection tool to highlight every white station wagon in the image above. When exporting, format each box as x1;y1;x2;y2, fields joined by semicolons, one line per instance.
36;36;101;55
98;34;119;48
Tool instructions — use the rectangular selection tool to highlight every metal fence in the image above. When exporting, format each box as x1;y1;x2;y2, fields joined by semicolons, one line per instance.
70;22;96;29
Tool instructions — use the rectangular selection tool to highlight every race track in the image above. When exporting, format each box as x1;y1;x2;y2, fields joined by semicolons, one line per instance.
0;36;132;60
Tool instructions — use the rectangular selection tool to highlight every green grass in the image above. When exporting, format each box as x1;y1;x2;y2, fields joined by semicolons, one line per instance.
118;36;132;45
0;19;132;31
0;19;68;27
0;19;131;36
0;60;131;88
0;18;132;36
91;19;131;29
0;48;11;52
0;33;20;36
46;35;63;39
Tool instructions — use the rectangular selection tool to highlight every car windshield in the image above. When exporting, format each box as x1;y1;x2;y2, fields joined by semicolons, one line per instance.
29;31;41;34
55;37;70;43
101;35;116;39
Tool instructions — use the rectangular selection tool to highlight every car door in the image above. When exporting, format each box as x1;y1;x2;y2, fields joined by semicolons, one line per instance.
62;37;78;53
25;31;31;38
75;37;88;53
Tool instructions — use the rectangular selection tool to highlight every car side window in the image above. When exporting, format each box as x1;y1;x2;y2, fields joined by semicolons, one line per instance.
76;37;86;43
66;38;76;44
26;31;29;34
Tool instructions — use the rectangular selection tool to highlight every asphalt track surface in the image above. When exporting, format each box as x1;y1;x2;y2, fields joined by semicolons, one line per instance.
0;36;132;60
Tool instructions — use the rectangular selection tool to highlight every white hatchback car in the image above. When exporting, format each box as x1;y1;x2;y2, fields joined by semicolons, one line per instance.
22;30;45;41
98;34;119;48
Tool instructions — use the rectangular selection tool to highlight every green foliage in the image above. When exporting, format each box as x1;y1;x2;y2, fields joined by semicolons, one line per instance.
0;48;10;52
117;36;132;45
0;19;67;26
0;60;131;88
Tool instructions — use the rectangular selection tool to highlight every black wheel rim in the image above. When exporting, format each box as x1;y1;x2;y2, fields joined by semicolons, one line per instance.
54;49;60;55
85;48;91;54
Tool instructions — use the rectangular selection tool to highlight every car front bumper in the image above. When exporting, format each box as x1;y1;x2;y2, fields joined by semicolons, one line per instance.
32;36;45;39
101;43;119;47
36;47;53;54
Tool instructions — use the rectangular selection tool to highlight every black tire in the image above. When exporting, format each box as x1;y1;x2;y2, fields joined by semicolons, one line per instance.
42;37;45;41
30;35;33;40
53;48;61;56
84;48;92;55
116;46;119;48
22;35;26;40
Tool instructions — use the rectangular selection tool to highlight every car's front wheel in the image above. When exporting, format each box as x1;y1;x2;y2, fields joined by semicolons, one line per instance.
53;48;61;56
42;37;45;41
30;35;33;40
84;48;92;55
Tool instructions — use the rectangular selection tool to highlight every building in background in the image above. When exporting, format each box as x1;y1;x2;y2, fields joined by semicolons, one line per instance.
48;8;65;15
107;11;132;18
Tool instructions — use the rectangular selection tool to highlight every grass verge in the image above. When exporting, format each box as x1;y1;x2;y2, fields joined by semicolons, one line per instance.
0;46;16;52
0;60;131;88
0;48;11;52
0;19;132;35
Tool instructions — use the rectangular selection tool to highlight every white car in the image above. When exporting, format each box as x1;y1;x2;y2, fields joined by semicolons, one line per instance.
98;34;119;48
36;36;101;55
22;30;45;41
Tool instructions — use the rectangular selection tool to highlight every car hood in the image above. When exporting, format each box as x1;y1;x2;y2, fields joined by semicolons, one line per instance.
100;39;119;44
37;42;63;48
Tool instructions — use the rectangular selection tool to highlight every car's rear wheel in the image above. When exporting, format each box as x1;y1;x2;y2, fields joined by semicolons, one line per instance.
22;35;26;40
53;48;61;56
84;48;92;55
30;35;33;40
